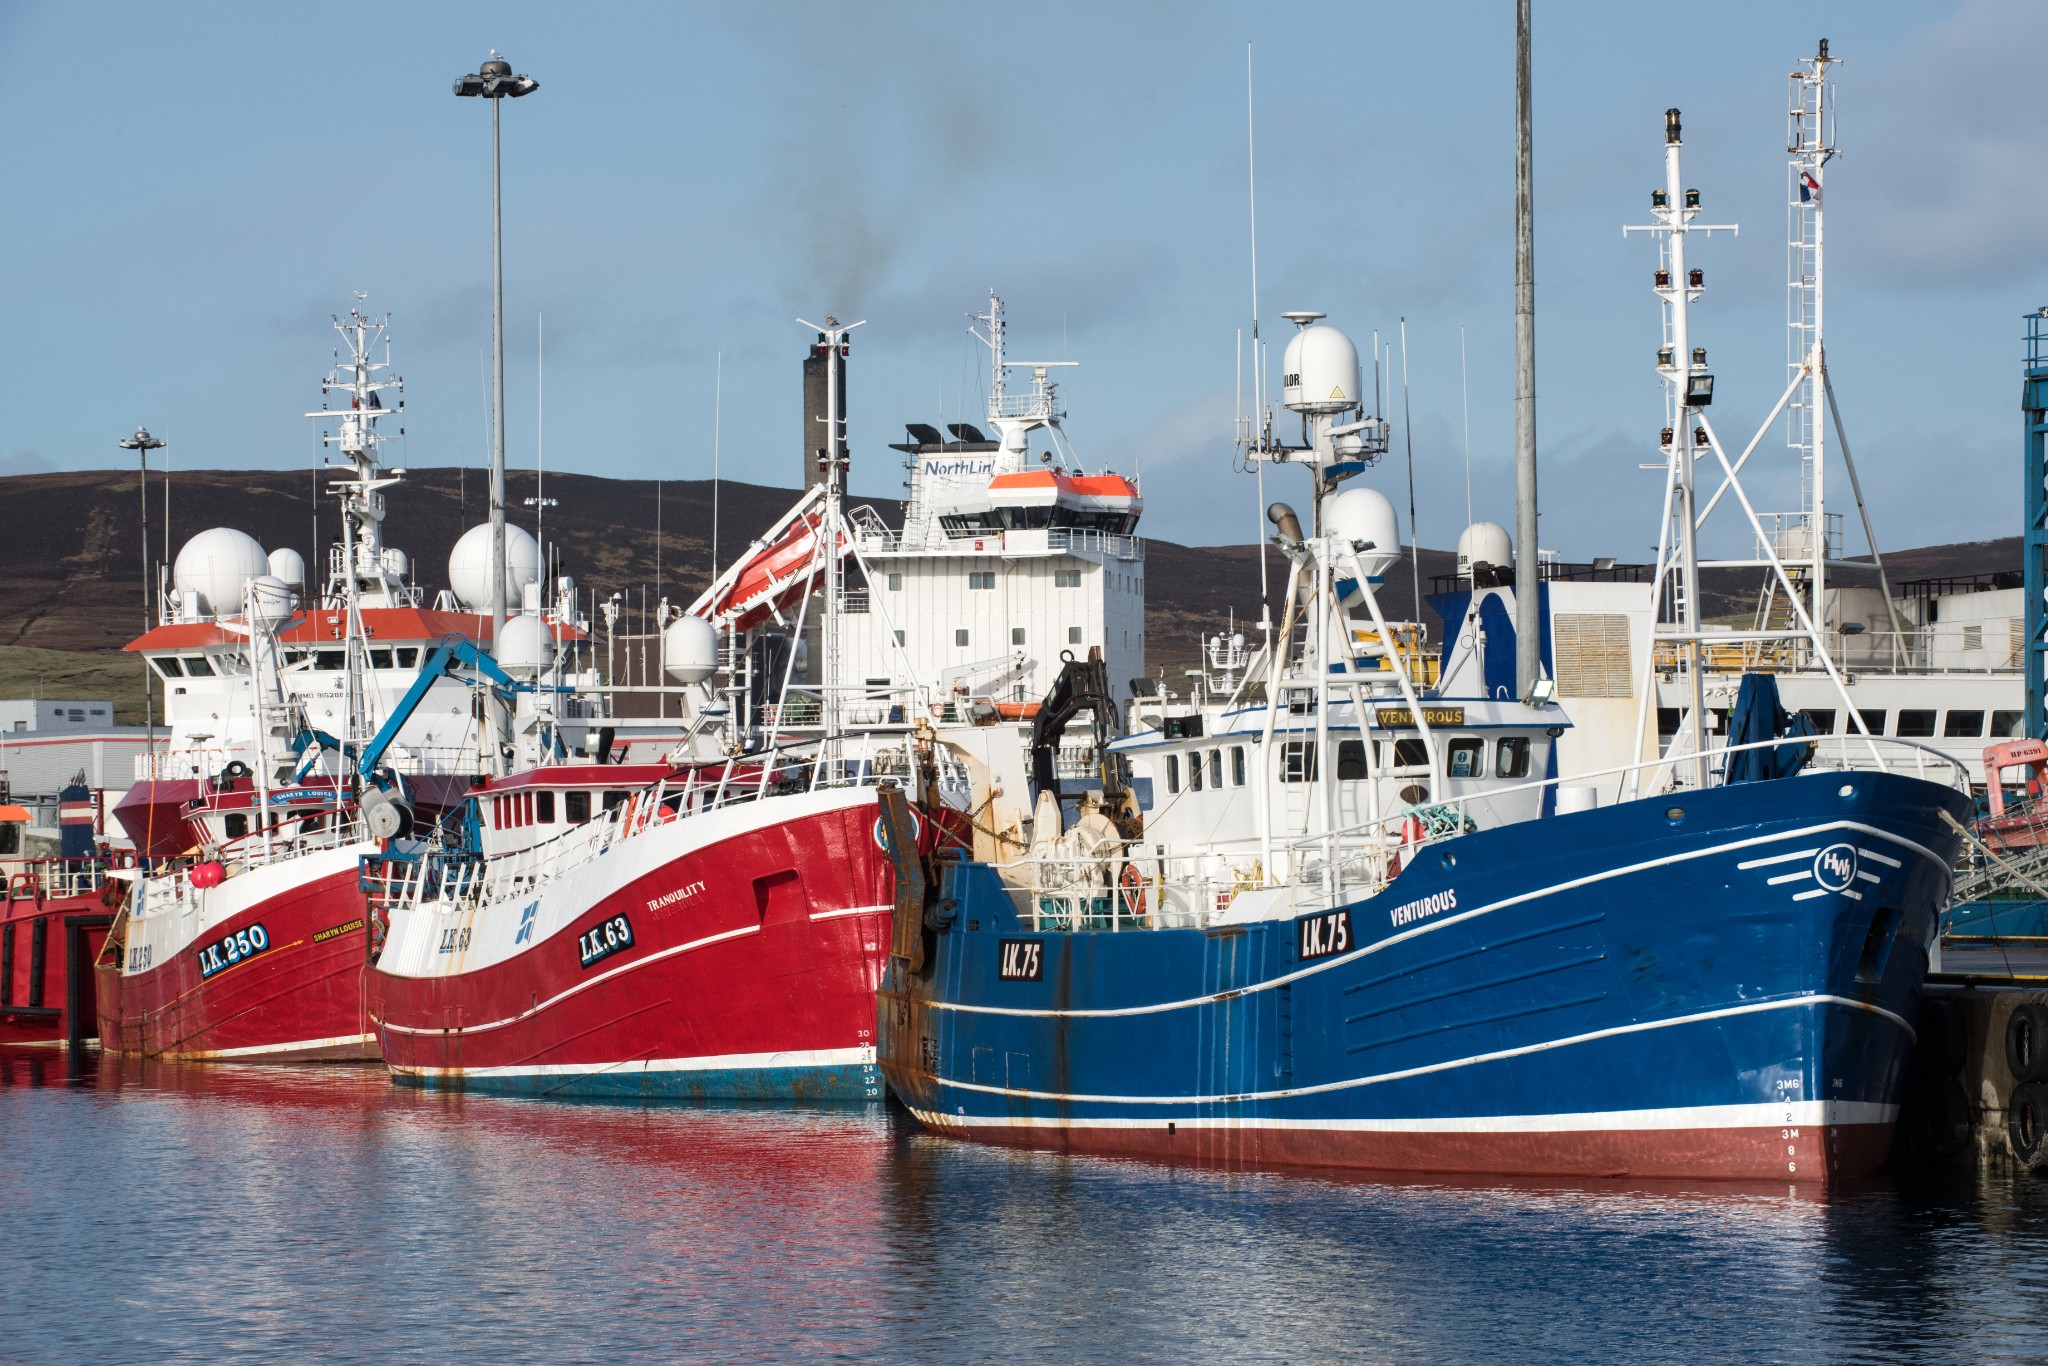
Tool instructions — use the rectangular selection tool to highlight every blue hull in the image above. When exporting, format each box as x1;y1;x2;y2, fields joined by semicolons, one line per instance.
878;772;1969;1181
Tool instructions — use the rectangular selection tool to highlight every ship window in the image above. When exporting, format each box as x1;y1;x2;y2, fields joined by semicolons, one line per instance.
887;573;903;591
968;572;996;591
1188;752;1203;791
1054;569;1081;588
1165;754;1181;793
565;791;590;823
955;629;969;647
1209;750;1223;789
315;650;346;671
182;656;215;677
1802;708;1836;735
397;647;420;668
1496;736;1532;779
1655;707;1681;738
1336;740;1369;780
154;657;184;678
1995;710;2026;739
1897;709;1937;739
1945;711;1986;739
603;791;628;813
1380;739;1429;770
1068;627;1082;645
536;791;556;823
1012;628;1026;646
224;812;248;840
1447;738;1484;779
1231;746;1246;786
894;630;906;647
1279;740;1319;783
1856;709;1887;736
366;648;393;669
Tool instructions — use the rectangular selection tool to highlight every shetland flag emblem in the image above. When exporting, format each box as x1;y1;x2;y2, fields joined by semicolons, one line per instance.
1799;170;1822;206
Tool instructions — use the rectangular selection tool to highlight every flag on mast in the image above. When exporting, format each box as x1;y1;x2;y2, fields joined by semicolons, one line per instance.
1799;169;1822;207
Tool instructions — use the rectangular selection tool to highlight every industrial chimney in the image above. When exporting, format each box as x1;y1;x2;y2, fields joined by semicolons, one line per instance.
801;324;848;490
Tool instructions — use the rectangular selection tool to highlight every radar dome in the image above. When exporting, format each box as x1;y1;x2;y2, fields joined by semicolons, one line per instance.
247;575;294;631
173;528;268;619
266;547;306;591
1456;522;1513;577
448;523;541;613
495;614;553;675
1323;486;1401;579
1282;323;1361;416
664;616;720;684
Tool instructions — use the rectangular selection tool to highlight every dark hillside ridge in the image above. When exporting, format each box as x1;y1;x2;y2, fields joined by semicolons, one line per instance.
0;470;2014;692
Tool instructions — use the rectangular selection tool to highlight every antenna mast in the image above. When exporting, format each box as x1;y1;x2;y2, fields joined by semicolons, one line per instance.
1788;37;1840;635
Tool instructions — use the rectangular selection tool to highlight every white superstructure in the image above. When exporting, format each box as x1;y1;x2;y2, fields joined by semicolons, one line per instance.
835;293;1145;713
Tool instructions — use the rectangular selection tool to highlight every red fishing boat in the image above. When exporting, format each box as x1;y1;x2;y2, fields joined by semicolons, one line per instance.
365;759;927;1097
97;304;578;1061
368;320;975;1098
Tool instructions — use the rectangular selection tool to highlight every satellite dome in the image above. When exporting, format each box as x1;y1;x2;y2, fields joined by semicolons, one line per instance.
247;575;295;631
495;614;553;675
1457;522;1513;577
1323;486;1401;580
1282;323;1361;416
448;523;541;613
172;528;268;619
664;616;720;684
266;547;306;591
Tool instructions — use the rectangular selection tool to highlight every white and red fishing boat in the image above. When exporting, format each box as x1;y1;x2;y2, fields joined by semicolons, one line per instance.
367;317;972;1097
97;303;581;1061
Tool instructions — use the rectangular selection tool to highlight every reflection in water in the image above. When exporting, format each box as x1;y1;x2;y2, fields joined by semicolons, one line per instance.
4;1056;2048;1362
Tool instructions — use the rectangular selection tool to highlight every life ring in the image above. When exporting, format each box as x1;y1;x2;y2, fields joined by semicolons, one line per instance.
1117;861;1145;923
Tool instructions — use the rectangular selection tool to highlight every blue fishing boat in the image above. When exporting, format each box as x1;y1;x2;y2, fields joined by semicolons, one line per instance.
876;104;1973;1180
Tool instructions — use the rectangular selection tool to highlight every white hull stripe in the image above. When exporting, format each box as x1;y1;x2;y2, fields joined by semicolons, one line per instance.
376;905;889;1037
392;1044;875;1080
925;992;1912;1107
908;1097;1897;1135
933;818;1949;1020
377;924;761;1036
177;1031;377;1060
810;903;891;922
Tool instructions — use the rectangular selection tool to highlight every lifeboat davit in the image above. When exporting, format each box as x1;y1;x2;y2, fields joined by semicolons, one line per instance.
690;488;851;633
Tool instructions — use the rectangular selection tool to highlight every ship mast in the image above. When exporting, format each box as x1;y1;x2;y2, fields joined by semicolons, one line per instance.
1624;112;1739;788
307;297;405;758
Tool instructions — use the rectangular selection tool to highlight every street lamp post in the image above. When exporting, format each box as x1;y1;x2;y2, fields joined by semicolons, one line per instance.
454;50;538;649
118;427;165;744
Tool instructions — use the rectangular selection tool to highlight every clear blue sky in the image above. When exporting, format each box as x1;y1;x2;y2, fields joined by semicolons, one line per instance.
2;1;2041;563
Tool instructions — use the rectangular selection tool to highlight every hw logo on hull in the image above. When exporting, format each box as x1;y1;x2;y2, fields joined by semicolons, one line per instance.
1813;844;1859;892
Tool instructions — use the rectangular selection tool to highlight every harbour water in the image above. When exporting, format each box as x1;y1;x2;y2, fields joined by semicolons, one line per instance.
6;1054;2048;1363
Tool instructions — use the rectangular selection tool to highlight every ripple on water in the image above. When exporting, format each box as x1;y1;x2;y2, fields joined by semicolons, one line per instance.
3;1052;2047;1363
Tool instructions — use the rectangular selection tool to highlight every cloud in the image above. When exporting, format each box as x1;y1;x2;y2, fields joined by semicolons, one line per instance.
1846;0;2048;289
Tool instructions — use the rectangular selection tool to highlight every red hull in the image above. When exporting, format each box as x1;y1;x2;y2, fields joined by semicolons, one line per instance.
907;1116;1894;1183
370;793;894;1096
0;891;113;1047
97;863;377;1061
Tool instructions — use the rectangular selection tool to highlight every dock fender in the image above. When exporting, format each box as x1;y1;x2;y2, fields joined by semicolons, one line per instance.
2009;1004;2048;1084
2010;1082;2048;1171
